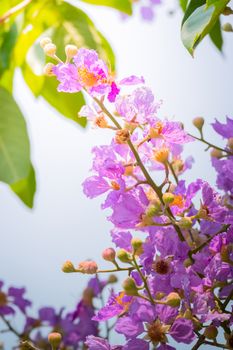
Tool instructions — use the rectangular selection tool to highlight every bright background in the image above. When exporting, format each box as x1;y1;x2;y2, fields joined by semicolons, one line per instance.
1;1;233;348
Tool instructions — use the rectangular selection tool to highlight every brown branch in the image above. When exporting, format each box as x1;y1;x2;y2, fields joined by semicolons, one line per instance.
0;0;32;24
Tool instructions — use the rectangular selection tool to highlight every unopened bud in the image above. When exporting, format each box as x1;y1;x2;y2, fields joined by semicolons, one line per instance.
43;63;55;76
183;258;192;267
78;260;98;274
220;245;230;262
115;129;130;144
102;248;116;262
193;117;204;130
164;292;181;307
62;260;75;273
108;274;118;284
65;44;78;59
122;277;138;296
48;332;62;349
154;148;169;164
178;217;193;229
210;148;222;158
131;238;143;255
227;138;233;150
222;6;233;15
204;325;218;339
40;37;52;49
117;249;131;263
222;23;233;32
183;309;192;319
145;200;161;217
162;192;175;204
43;43;57;57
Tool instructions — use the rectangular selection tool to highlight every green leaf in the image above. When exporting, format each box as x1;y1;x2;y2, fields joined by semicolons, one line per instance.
209;18;223;51
181;0;230;55
78;0;132;15
179;0;189;12
0;87;31;184
41;77;87;127
0;24;18;76
11;164;36;208
182;0;206;25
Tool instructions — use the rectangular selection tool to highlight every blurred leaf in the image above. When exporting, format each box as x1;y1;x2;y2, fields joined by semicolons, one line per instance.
182;0;206;25
22;62;45;97
0;87;31;184
209;18;223;50
181;0;230;55
78;0;132;15
11;164;36;208
41;76;87;127
179;0;189;12
0;23;18;76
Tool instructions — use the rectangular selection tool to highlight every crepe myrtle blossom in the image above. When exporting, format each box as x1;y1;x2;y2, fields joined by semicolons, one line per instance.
121;0;162;22
42;45;233;350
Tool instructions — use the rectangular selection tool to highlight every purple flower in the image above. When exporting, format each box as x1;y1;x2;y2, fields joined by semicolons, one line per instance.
85;336;111;350
212;116;233;139
169;318;195;344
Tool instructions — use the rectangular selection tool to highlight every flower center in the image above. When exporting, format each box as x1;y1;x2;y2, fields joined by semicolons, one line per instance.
147;320;167;344
0;291;7;306
78;67;99;87
152;259;170;275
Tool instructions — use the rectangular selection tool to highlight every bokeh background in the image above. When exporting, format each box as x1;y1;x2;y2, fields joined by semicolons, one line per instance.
1;1;233;347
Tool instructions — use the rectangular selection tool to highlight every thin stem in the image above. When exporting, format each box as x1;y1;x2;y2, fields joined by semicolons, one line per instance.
0;0;32;24
96;266;136;274
132;256;155;305
0;315;21;338
95;275;110;340
223;287;233;309
20;341;41;350
167;161;178;184
191;334;205;350
188;133;232;156
203;340;228;349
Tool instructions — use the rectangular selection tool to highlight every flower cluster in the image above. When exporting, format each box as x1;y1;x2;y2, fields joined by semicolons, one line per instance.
42;42;233;350
0;277;116;349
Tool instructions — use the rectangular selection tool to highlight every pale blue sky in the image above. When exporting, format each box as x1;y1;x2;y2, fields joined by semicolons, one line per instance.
0;1;233;348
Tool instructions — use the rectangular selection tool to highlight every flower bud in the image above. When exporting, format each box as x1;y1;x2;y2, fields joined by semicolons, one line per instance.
183;258;192;267
178;217;193;229
164;292;181;307
220;245;231;262
145;200;161;217
43;63;55;76
155;292;165;300
108;274;118;284
227;137;233;150
131;238;143;255
117;249;132;263
210;148;222;158
122;277;138;296
192;117;204;130
115;129;130;144
65;44;78;59
183;309;192;319
62;260;75;273
43;43;57;57
48;332;62;349
154;148;169;164
222;22;233;32
82;287;94;306
162;192;175;205
222;6;233;15
102;248;116;262
40;37;52;49
78;260;98;274
204;325;218;340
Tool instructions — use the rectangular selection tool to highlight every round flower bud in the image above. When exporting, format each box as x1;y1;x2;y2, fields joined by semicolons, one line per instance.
204;325;218;340
115;129;130;144
102;248;116;262
117;249;132;263
162;192;175;205
43;63;55;76
210;148;222;159
122;277;138;296
178;217;193;229
222;22;233;32
65;44;78;59
192;117;204;130
131;238;143;255
62;260;75;273
154;148;169;164
108;274;118;284
227;137;233;150
43;43;57;57
78;260;98;274
164;292;181;307
40;37;52;49
48;332;62;348
145;200;161;217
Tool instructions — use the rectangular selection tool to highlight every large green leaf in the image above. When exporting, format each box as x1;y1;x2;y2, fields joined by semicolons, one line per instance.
78;0;132;15
0;24;18;76
179;0;189;12
0;87;31;184
41;76;87;127
181;0;230;55
209;18;223;51
11;164;36;208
